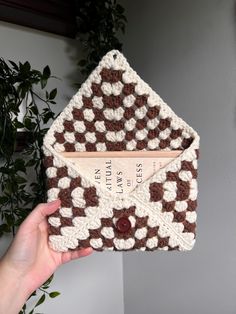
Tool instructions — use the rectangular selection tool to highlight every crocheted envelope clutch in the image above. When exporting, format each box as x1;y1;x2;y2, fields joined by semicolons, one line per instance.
42;50;200;252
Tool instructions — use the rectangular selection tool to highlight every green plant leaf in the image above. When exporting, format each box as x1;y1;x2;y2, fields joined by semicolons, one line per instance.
8;60;19;70
35;294;46;307
14;120;25;129
0;167;10;174
42;111;54;124
14;158;26;173
24;117;36;130
41;65;51;89
49;88;57;100
15;175;27;184
0;223;11;233
49;100;56;104
43;274;54;286
27;290;37;300
49;291;60;298
30;105;39;115
40;78;47;89
26;159;37;167
22;61;31;73
5;213;15;225
43;65;51;79
0;196;8;204
4;180;13;193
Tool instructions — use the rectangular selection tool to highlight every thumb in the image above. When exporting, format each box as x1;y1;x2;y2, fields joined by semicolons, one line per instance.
22;200;61;228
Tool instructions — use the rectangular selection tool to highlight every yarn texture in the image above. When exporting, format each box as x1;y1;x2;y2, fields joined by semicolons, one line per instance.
42;50;200;252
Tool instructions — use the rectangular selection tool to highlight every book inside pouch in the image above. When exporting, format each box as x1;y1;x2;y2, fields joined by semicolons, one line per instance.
59;150;182;195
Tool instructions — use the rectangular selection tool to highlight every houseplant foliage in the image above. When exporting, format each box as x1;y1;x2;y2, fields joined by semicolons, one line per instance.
75;0;127;79
0;58;60;313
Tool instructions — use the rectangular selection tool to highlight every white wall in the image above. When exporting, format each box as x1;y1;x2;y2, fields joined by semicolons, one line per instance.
120;0;236;313
0;21;124;314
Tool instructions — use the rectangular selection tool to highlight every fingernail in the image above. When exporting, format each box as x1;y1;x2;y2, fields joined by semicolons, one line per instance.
48;199;60;205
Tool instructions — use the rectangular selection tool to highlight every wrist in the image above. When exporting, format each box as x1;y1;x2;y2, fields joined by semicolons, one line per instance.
0;256;30;314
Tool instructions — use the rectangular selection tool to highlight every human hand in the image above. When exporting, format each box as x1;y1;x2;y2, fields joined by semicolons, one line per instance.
0;200;93;314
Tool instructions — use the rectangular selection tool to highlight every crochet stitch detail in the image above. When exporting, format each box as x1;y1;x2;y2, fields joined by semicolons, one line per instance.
43;50;200;252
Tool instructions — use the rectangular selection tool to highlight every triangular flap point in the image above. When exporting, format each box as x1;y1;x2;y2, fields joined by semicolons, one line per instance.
43;49;198;155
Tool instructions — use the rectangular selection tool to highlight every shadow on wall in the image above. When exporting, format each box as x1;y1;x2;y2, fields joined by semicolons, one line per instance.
64;37;85;89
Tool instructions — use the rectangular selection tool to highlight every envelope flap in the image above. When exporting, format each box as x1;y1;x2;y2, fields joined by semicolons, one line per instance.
43;49;199;201
43;49;199;155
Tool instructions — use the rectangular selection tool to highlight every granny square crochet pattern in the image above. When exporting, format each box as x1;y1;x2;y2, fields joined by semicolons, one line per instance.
42;49;200;252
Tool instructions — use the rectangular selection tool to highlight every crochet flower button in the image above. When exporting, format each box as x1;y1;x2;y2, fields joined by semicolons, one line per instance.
81;206;149;251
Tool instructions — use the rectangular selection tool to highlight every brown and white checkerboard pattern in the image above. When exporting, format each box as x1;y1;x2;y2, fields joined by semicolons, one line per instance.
42;49;200;252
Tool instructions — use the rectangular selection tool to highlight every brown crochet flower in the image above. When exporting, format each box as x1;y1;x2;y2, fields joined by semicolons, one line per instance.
111;206;148;240
86;206;149;251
